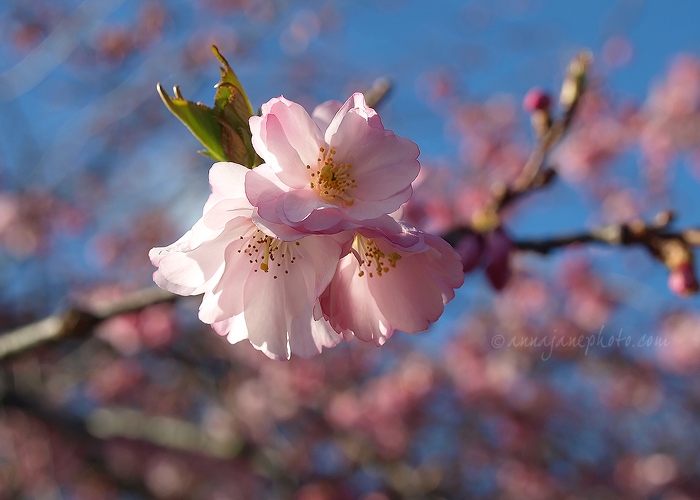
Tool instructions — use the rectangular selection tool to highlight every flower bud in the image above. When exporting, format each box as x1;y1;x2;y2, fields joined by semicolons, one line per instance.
455;232;483;273
560;51;593;111
485;228;513;290
668;261;700;297
523;87;552;112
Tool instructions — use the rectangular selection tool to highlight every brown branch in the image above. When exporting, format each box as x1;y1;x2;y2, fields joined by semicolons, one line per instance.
0;287;175;362
512;218;699;293
514;218;700;256
513;224;631;254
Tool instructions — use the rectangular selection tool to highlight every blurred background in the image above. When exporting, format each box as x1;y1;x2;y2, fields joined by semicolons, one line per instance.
1;0;700;498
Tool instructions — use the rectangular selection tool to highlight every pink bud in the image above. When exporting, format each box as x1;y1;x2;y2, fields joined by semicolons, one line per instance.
485;228;512;290
668;262;700;297
523;87;552;112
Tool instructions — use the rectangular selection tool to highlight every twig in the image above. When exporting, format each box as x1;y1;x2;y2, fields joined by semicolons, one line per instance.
514;221;700;256
0;287;175;362
363;77;392;109
493;51;592;212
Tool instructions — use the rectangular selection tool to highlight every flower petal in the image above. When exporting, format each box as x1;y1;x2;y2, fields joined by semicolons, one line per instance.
312;100;342;133
323;256;393;345
251;97;325;188
324;93;383;142
211;314;249;345
243;264;291;360
288;313;342;358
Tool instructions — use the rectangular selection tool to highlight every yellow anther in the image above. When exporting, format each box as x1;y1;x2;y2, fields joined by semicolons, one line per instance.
309;146;357;205
352;235;402;278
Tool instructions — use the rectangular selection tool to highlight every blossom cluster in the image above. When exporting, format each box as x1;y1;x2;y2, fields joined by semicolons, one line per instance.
150;94;463;359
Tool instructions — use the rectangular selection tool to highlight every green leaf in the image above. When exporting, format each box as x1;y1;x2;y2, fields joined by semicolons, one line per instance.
157;83;228;162
215;82;251;129
210;46;257;168
219;120;249;166
211;45;254;118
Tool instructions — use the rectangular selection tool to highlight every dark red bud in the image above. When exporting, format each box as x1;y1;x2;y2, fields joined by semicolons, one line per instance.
455;232;483;273
485;228;512;290
523;87;552;112
668;262;700;297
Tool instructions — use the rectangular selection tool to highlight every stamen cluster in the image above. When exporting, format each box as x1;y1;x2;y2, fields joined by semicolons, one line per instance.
308;147;358;206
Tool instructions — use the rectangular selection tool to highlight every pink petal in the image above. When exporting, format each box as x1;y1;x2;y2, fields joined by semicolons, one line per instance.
251;97;325;188
296;234;346;296
201;201;253;233
331;114;420;201
422;233;466;295
209;162;248;199
243;264;291;360
323;256;393;345
211;314;249;344
312;100;342;133
288;313;342;358
282;188;322;223
367;251;444;334
322;228;463;342
324;93;383;142
339;186;414;221
150;223;237;296
245;164;290;223
198;233;258;323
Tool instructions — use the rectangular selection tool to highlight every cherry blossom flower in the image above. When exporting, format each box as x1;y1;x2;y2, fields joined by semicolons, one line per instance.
245;93;421;233
150;162;345;360
320;224;464;346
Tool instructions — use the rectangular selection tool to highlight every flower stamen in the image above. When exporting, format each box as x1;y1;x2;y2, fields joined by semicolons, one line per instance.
240;229;298;279
352;235;402;278
310;146;357;206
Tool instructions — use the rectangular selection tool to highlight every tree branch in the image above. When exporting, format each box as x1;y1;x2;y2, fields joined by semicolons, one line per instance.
0;287;175;361
514;219;700;257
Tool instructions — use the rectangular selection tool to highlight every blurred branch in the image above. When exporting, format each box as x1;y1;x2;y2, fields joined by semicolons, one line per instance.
0;287;175;362
514;214;700;258
86;407;243;459
363;77;392;108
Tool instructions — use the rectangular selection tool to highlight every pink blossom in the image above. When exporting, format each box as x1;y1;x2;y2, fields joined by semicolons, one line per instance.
245;93;420;232
150;162;344;360
320;224;464;346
